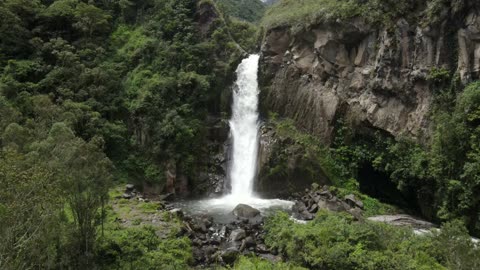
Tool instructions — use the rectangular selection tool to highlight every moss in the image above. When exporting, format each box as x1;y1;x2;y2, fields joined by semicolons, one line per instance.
328;185;397;217
270;116;344;186
138;201;162;214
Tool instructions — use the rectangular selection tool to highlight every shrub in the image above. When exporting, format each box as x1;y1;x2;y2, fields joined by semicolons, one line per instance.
95;226;192;270
264;211;447;270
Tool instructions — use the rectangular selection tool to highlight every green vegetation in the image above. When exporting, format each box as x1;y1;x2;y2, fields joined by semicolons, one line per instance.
0;0;255;268
265;116;395;216
215;0;266;22
261;0;421;31
269;116;343;186
264;211;480;270
223;256;307;270
325;80;480;233
97;226;192;270
98;185;191;269
2;0;480;268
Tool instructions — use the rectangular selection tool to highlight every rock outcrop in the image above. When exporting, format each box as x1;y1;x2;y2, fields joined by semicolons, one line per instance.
180;207;281;267
256;122;331;198
259;3;480;144
292;184;364;221
232;204;261;219
368;215;436;230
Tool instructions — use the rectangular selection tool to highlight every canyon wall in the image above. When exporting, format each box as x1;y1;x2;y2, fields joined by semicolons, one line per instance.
260;4;480;144
256;1;480;198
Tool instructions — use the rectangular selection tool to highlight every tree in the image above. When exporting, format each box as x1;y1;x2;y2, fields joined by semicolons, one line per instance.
33;122;113;268
0;150;62;269
73;2;111;37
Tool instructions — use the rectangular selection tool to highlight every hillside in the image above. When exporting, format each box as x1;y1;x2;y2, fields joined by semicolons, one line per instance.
215;0;266;22
2;0;480;269
259;0;480;233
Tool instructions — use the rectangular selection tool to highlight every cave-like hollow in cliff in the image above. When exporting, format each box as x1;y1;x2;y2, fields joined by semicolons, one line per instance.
357;163;420;214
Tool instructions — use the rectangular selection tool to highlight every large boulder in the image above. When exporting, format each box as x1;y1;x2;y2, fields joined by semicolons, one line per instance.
220;247;239;264
368;214;436;230
229;229;246;242
232;204;260;218
344;194;364;209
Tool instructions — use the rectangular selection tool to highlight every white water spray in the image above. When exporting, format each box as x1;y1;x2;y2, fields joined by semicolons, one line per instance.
175;55;293;220
229;54;260;200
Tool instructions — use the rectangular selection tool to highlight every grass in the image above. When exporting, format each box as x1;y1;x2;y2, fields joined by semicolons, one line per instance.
329;185;397;217
261;0;418;31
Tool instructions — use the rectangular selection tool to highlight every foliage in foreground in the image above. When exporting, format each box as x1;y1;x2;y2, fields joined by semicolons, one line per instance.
96;225;192;270
220;256;307;270
0;0;255;268
264;211;480;270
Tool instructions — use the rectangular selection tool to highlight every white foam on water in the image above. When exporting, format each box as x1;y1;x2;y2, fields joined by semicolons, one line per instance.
229;54;261;199
177;55;293;221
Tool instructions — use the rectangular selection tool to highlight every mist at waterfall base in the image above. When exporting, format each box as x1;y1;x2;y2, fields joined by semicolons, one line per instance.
176;55;293;223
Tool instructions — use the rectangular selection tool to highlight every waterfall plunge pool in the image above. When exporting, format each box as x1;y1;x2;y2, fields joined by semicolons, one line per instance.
174;196;294;224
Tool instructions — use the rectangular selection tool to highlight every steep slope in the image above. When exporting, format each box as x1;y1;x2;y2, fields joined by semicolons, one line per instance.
260;0;480;142
258;0;480;231
215;0;266;22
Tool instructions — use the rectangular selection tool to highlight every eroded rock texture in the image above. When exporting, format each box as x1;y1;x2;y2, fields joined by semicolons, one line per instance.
260;7;480;144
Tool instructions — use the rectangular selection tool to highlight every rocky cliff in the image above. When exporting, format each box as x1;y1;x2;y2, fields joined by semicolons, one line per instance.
255;0;480;201
259;1;480;144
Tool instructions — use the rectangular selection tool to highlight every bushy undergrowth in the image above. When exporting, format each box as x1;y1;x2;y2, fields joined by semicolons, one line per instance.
96;225;192;270
264;211;480;270
268;116;395;216
220;256;307;270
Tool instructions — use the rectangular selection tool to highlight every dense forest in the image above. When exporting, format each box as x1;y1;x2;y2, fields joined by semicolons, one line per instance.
2;0;480;269
0;0;256;268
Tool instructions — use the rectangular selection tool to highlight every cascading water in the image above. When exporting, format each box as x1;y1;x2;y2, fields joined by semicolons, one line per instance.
175;54;292;222
229;54;260;200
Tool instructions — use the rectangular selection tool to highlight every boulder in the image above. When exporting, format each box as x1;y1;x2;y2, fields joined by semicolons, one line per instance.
125;184;135;191
345;194;364;209
229;229;246;242
244;236;256;248
220;247;239;264
256;243;269;254
368;215;436;230
293;210;314;220
308;203;319;213
169;208;184;218
292;201;308;213
219;226;227;238
159;193;175;201
122;193;133;199
232;204;260;218
325;198;347;212
348;207;364;221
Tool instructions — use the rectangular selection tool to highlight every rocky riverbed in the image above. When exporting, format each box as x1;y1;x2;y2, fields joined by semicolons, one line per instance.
117;183;440;267
175;203;280;267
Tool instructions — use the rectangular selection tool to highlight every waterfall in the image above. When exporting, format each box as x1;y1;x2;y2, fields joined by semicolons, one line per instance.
229;54;260;200
174;54;293;218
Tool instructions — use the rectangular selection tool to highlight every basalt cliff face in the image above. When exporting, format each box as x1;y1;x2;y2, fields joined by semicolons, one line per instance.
256;1;480;198
259;5;480;144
